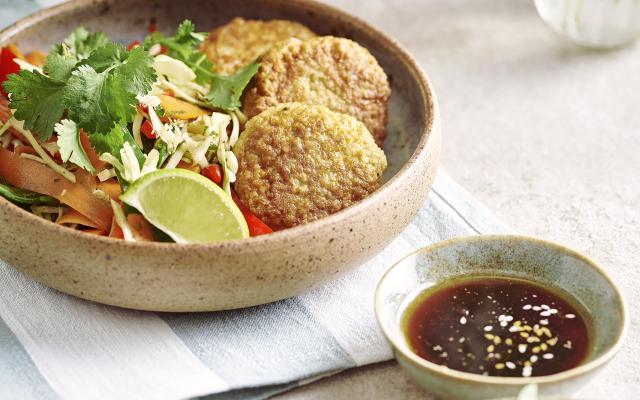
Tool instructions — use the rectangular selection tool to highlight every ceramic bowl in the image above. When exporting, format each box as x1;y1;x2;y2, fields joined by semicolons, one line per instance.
375;235;627;400
0;0;440;311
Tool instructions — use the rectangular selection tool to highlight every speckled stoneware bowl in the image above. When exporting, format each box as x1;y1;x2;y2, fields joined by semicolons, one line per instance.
375;235;627;400
0;0;440;311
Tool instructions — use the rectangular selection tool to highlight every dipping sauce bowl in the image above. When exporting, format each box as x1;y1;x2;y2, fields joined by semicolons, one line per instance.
375;235;627;400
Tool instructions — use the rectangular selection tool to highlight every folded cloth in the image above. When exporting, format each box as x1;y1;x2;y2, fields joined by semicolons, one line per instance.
0;169;510;400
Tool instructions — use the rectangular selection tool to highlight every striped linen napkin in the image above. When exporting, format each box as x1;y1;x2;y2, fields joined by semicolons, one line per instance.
0;169;509;400
1;2;510;399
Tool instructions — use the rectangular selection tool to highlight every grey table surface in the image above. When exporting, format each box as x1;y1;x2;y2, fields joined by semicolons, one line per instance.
276;0;640;398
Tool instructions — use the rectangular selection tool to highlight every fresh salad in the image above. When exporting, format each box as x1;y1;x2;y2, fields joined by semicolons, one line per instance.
0;21;271;242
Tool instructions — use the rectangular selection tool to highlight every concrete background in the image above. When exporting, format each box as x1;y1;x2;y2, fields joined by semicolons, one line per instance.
277;0;639;398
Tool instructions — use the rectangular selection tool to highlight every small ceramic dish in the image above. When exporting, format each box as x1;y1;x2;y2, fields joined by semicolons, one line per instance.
0;0;440;311
375;235;627;400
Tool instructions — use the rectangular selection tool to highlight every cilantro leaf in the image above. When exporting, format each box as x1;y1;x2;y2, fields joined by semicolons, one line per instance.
154;20;207;60
88;122;145;166
80;42;127;72
144;20;213;84
2;70;67;141
44;52;77;81
52;27;109;61
55;119;95;173
64;45;156;135
89;122;145;190
204;62;260;110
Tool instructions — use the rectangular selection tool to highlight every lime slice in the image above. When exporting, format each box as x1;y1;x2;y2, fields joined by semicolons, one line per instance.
120;169;249;243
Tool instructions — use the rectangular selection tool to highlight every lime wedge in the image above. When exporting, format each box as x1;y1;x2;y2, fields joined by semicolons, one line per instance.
120;169;249;243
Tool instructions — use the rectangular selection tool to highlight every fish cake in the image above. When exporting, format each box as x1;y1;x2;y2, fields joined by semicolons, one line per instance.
203;17;316;74
233;103;387;230
242;36;391;145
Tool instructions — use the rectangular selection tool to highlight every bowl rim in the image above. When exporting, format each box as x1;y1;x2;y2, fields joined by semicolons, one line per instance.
0;0;438;251
374;234;629;385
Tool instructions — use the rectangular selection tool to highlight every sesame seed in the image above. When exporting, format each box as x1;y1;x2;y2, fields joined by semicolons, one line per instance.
532;306;541;311
541;304;550;310
532;346;541;354
549;309;558;314
539;319;549;325
520;332;530;338
485;333;494;340
433;345;442;351
523;304;532;310
522;365;532;377
540;343;548;351
505;338;513;346
493;336;502;345
506;362;516;369
459;337;465;343
565;314;576;319
439;352;448;358
460;316;467;325
540;311;551;317
487;345;495;353
484;325;493;332
543;353;554;359
495;363;505;370
564;341;572;349
530;355;538;363
526;336;540;343
518;344;527;353
547;337;558;346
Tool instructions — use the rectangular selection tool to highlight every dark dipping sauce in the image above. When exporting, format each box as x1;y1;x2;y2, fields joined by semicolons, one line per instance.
402;276;590;378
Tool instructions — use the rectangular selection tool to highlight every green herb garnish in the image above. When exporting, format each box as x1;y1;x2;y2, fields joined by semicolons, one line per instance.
54;119;95;174
3;28;156;142
144;20;259;110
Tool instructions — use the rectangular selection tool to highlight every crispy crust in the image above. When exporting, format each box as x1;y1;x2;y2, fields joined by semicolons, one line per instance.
234;103;387;230
242;36;391;145
203;17;316;74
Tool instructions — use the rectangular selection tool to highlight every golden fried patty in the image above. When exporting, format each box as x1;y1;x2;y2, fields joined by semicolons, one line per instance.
242;36;391;145
203;17;316;74
234;103;387;230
